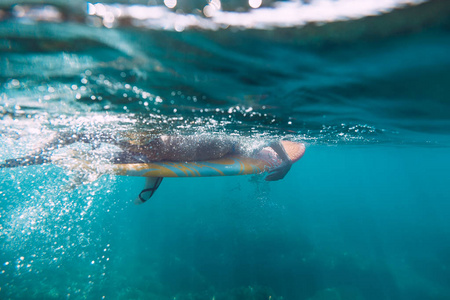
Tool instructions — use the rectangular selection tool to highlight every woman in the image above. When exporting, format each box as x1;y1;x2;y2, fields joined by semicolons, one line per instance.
1;131;305;202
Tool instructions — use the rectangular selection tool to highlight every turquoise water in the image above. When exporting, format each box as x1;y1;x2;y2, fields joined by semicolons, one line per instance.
1;1;450;299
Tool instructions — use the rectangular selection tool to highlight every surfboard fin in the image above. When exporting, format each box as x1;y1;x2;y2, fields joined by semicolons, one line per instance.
134;177;163;205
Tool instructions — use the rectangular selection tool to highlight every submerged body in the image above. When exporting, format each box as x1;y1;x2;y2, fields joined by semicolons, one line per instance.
119;134;240;163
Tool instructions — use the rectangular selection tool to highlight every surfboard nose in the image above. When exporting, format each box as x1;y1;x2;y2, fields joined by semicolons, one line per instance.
280;141;305;163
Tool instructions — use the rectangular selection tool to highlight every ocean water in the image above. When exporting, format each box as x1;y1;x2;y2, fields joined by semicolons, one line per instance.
1;0;450;299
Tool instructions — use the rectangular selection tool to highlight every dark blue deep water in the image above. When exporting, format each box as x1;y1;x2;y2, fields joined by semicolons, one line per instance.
1;0;450;299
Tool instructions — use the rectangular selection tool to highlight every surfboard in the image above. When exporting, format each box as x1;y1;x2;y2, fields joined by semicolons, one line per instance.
105;140;304;179
109;155;276;178
114;144;298;204
0;140;305;204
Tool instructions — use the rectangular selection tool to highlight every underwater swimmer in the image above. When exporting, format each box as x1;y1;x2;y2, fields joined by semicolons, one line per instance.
1;132;305;202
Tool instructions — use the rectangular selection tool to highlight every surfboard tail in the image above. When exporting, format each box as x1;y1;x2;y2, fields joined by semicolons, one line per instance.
134;177;163;205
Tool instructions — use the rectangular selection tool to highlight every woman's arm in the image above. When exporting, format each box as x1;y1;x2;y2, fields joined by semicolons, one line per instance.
264;141;293;181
